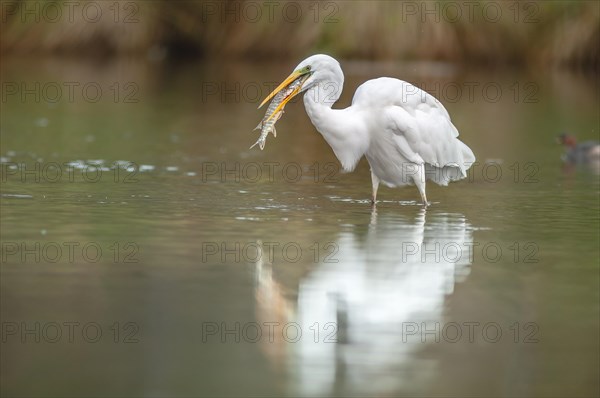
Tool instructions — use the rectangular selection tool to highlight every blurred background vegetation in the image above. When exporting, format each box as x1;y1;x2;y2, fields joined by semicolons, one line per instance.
1;0;598;73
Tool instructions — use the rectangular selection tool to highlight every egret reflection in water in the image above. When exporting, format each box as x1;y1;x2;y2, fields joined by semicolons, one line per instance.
254;207;474;395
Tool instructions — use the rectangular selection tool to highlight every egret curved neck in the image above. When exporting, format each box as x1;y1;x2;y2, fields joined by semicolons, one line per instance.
302;83;342;134
302;83;369;172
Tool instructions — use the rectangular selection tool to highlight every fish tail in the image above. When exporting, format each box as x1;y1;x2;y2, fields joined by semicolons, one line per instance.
250;137;266;150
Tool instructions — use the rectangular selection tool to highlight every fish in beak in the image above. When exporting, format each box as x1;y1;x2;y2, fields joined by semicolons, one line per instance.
251;66;311;150
259;66;312;121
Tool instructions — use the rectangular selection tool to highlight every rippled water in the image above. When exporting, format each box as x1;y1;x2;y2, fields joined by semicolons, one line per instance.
1;57;599;397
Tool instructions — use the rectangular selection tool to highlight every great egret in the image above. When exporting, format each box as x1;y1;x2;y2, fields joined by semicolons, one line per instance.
259;54;476;206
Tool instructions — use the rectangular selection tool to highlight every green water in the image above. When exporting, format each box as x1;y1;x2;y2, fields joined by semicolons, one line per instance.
1;57;599;397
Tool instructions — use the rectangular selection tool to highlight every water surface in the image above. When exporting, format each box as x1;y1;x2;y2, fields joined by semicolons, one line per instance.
1;57;599;397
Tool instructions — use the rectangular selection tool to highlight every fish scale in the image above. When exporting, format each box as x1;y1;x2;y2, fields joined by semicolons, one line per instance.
251;76;305;150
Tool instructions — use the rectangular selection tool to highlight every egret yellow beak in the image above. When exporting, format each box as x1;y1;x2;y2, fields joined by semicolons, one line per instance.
259;68;311;123
259;69;305;109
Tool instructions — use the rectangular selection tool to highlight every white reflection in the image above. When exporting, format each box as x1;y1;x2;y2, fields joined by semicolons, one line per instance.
255;207;474;396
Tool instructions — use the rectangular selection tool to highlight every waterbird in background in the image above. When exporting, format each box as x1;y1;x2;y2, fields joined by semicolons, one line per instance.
558;133;600;165
255;54;475;206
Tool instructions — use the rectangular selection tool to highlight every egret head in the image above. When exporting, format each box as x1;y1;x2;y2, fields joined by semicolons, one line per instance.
293;54;343;94
259;54;343;111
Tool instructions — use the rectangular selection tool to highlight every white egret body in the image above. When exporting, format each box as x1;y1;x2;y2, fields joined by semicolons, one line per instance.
260;54;475;205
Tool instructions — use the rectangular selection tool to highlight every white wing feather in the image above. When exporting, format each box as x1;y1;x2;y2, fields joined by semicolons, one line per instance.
353;77;475;185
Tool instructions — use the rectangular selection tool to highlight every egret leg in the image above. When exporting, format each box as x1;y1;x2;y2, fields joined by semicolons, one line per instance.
370;171;380;204
417;187;428;207
413;164;429;206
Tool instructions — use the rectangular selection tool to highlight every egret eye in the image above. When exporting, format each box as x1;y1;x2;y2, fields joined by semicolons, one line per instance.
306;66;311;71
